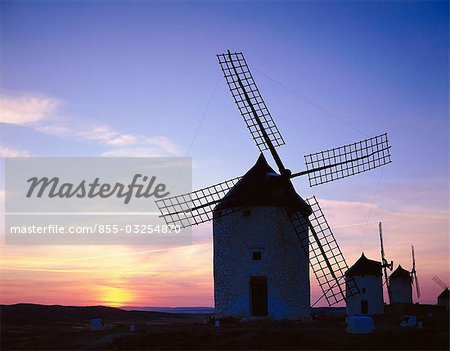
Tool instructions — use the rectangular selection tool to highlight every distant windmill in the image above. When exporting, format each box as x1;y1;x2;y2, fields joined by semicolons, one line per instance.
433;276;448;290
378;222;393;303
156;51;392;318
411;245;421;300
345;253;384;316
433;276;449;310
389;245;419;305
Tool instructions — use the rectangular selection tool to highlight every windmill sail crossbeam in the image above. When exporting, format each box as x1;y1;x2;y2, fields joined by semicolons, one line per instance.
155;177;242;228
217;52;285;152
432;276;448;290
289;196;359;305
304;133;391;187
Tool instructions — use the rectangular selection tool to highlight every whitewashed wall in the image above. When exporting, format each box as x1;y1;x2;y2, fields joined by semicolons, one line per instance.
346;275;384;316
213;206;310;320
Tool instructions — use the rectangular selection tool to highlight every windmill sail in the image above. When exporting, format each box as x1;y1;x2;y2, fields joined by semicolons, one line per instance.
432;276;448;290
217;51;285;153
303;133;391;186
289;196;359;305
379;222;393;303
413;274;421;299
411;245;421;299
155;177;242;228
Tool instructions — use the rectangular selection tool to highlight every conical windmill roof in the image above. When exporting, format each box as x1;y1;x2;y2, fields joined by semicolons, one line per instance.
390;265;411;280
215;154;311;216
438;288;449;299
345;253;382;277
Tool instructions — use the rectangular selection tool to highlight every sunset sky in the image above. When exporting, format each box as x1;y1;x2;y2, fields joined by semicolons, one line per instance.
0;1;448;307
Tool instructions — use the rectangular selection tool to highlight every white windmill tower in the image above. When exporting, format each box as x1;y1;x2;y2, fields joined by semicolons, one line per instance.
213;155;311;319
345;253;384;316
390;245;420;304
156;51;392;320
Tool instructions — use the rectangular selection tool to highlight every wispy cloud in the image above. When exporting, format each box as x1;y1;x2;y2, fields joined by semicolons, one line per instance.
0;92;182;157
38;123;182;157
318;197;448;259
0;93;60;126
0;146;32;157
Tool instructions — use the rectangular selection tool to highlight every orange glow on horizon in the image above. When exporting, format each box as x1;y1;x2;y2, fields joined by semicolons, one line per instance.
98;286;133;307
0;194;448;308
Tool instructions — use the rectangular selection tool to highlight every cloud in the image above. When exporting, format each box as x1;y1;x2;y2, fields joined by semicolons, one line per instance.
0;92;182;157
76;126;120;143
105;134;138;146
34;124;72;136
318;197;448;258
38;123;182;156
101;136;181;157
0;93;60;125
0;146;31;157
101;147;173;157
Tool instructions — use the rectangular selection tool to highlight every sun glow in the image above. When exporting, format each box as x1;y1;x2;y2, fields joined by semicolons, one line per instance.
99;286;132;307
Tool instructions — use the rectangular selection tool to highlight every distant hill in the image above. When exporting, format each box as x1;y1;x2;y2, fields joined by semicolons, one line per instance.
0;303;200;325
1;303;346;326
122;306;215;314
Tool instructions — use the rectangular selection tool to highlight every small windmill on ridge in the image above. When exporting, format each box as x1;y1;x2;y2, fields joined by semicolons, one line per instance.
433;276;449;310
156;51;392;319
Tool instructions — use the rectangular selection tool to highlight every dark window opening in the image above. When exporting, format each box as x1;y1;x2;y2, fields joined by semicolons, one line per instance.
252;251;262;261
362;288;366;294
242;210;251;217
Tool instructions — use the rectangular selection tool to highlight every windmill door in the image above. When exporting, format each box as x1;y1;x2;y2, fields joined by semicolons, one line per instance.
250;276;268;316
361;300;368;314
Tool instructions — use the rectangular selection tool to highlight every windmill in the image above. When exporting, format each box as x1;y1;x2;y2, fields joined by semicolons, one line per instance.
379;222;393;303
411;245;420;300
156;51;392;309
345;253;385;315
433;276;449;310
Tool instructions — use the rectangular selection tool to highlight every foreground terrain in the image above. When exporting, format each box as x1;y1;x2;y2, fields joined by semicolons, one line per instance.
1;304;448;350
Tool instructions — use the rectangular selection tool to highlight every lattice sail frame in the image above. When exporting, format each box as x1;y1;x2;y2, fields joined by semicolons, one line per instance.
155;177;241;228
304;133;391;187
288;196;359;305
217;51;285;152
